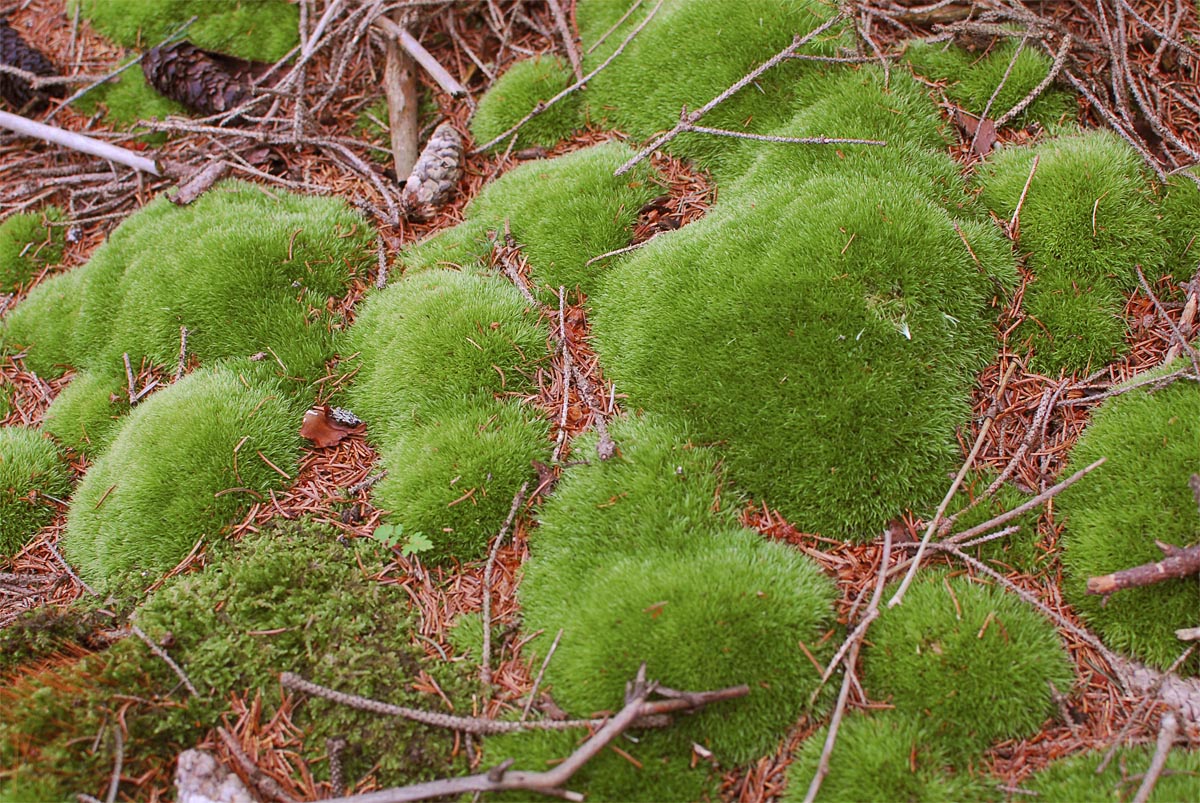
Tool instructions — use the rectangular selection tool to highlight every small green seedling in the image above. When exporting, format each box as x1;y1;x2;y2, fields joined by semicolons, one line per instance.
371;523;434;558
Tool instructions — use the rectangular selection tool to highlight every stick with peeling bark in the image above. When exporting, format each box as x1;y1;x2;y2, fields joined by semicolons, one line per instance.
1087;540;1200;595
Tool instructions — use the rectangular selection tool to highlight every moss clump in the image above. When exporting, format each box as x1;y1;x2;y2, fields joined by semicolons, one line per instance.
593;177;1003;540
371;397;548;563
344;268;548;444
0;426;71;556
483;726;716;803
40;369;129;457
905;39;1077;128
1057;371;1200;674
71;62;188;140
978;130;1164;372
0;207;64;290
398;142;658;300
785;713;994;802
62;365;301;590
530;535;837;764
471;56;580;151
1021;744;1200;801
71;0;299;62
862;573;1072;760
945;472;1044;574
2;181;370;417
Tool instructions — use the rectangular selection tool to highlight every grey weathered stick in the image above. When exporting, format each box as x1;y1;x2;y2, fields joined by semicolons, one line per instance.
104;726;124;803
481;482;529;685
383;14;420;178
1132;712;1178;803
547;0;583;81
0;110;161;176
129;623;200;698
374;15;467;98
522;628;565;722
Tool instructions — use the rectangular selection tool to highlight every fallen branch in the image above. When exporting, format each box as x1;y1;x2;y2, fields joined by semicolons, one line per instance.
0;109;163;176
481;482;529;686
1132;712;1179;803
1087;540;1200;596
372;15;467;99
382;12;420;179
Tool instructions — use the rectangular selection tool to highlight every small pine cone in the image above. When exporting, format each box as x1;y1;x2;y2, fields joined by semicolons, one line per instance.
401;122;464;220
0;18;65;111
142;42;248;116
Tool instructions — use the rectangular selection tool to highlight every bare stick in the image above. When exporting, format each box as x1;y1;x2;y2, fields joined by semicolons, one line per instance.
547;0;583;81
175;326;189;381
44;539;98;598
522;628;565;722
995;34;1071;128
1087;541;1200;596
373;16;467;98
217;727;299;803
1009;153;1040;237
684;125;885;146
1097;644;1197;772
481;482;529;685
375;235;390;289
552;287;572;462
383;16;421;178
104;726;123;803
1132;712;1178;803
614;10;848;176
586;0;644;55
171;161;231;206
473;0;666;153
0;110;161;176
889;362;1016;608
128;622;200;697
972;35;1027;155
1136;264;1200;377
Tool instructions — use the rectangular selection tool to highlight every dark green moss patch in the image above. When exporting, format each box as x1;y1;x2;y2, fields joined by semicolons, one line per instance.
0;207;63;290
1058;369;1200;674
0;426;71;557
471;55;581;151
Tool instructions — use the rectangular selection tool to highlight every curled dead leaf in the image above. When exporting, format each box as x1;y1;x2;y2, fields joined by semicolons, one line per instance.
301;405;365;448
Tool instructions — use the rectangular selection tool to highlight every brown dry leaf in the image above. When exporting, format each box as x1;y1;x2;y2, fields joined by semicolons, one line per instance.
300;405;364;448
952;107;998;158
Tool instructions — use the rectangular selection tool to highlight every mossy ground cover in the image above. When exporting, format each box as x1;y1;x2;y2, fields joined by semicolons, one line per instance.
0;208;63;290
471;55;581;151
1021;744;1200;801
0;426;71;557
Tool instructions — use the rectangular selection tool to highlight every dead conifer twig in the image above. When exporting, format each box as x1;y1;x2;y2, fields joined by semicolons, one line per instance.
481;482;529;686
547;0;582;81
995;34;1071;128
129;622;200;698
1096;644;1197;773
104;726;123;803
1132;712;1178;803
0;110;162;176
217;727;298;803
522;628;565;722
1136;265;1200;378
175;327;189;381
972;35;1027;155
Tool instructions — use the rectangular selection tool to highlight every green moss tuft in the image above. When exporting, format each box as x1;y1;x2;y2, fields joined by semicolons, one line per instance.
71;0;299;61
1018;267;1128;374
0;426;71;556
72;62;188;140
1058;369;1200;674
784;712;995;802
862;572;1073;760
371;396;549;563
61;365;302;589
593;177;1002;540
41;369;129;457
471;56;581;151
0;208;64;290
946;472;1044;574
1022;744;1200;801
1157;170;1200;279
0;266;84;376
904;39;1077;128
529;535;837;764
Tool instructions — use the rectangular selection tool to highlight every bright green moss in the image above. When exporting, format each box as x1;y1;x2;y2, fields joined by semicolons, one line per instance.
62;365;302;589
862;573;1073;760
1022;745;1200;801
344;268;548;444
371;397;549;564
1018;267;1128;374
72;62;187;140
0;426;71;556
1058;370;1200;674
785;713;995;802
484;726;716;803
471;56;581;151
41;369;128;456
1158;171;1200;279
905;39;1077;128
530;535;837;764
580;0;849;172
521;414;739;624
71;0;299;61
946;472;1044;574
0;208;64;290
593;176;1002;540
3;181;370;388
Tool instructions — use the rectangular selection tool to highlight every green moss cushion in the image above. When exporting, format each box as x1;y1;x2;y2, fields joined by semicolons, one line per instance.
1058;370;1200;674
862;573;1073;760
0;208;63;290
0;427;71;556
471;56;581;151
1023;744;1200;801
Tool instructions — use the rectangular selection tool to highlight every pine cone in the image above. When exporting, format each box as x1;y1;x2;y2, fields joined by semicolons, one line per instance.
142;42;249;116
401;122;464;220
0;18;65;111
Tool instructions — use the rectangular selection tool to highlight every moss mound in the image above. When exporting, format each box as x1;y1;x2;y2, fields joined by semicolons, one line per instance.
1;525;470;800
785;713;994;802
0;426;71;556
471;55;580;151
371;397;549;563
71;0;299;62
862;573;1072;760
593;176;1003;540
1022;744;1200;801
61;365;301;589
1058;371;1200;674
0;208;63;290
905;38;1077;128
2;181;370;410
529;535;837;764
977;129;1164;372
41;369;129;456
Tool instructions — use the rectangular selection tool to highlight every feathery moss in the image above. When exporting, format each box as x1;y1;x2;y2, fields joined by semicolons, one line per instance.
530;535;837;764
0;427;71;557
1021;744;1200;801
3;180;370;393
41;369;128;456
344;268;548;444
905;38;1077;128
471;56;581;151
784;713;995;802
1158;170;1200;278
1057;369;1200;674
70;0;299;61
593;176;1003;540
371;396;549;564
1019;267;1129;373
61;365;302;589
0;207;63;290
862;573;1073;760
